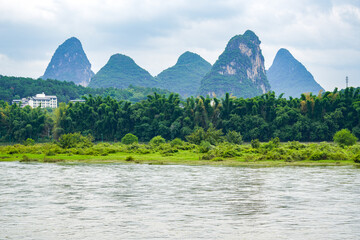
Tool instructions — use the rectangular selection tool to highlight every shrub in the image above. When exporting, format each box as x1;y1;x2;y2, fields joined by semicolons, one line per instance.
58;132;93;149
201;153;216;160
333;129;358;148
23;138;35;146
125;156;134;161
170;138;184;148
225;130;243;144
186;127;206;145
353;154;360;163
149;136;166;147
251;139;260;149
186;126;223;145
199;141;212;153
309;151;328;160
121;133;138;145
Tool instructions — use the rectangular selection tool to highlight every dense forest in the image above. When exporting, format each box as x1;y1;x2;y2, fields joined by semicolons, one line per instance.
0;76;171;103
1;86;359;143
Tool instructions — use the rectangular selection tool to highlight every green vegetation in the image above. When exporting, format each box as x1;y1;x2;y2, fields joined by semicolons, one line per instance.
89;54;158;89
58;132;94;149
156;51;212;97
121;133;138;145
333;129;358;148
1;86;360;145
1;140;359;166
0;75;171;103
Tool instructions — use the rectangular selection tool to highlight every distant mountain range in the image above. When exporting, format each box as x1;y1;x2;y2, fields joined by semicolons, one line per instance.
39;35;325;99
267;48;324;98
41;37;94;86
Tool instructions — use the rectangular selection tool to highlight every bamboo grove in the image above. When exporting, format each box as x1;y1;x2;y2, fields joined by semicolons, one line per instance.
1;87;360;143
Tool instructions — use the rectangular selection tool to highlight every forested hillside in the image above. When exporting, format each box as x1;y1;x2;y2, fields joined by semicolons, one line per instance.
1;87;359;142
0;76;171;103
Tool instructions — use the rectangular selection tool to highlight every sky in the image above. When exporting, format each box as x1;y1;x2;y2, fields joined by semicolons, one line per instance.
0;0;359;91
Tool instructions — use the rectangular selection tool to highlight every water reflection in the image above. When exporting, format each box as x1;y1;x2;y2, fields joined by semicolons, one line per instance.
0;162;359;240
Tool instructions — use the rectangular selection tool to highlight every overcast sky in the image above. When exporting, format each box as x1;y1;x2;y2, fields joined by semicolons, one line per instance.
0;0;359;90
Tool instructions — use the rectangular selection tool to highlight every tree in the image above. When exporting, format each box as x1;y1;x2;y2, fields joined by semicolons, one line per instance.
333;129;358;148
121;133;138;145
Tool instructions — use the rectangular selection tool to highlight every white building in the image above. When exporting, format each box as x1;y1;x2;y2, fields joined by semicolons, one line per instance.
12;93;57;108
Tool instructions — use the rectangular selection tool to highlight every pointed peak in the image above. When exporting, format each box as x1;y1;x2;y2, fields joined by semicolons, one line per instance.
276;48;294;59
228;30;261;47
62;37;82;46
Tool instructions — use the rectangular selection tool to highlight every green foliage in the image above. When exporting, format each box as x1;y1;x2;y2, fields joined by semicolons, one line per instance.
121;133;138;145
333;129;358;148
186;128;206;145
23;138;35;146
125;155;135;161
251;139;260;149
199;141;212;153
58;132;94;149
225;130;243;144
353;154;360;163
170;138;184;147
186;126;223;145
149;135;166;147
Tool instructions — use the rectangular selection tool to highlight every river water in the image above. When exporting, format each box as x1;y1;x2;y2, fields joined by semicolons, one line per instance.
0;162;359;240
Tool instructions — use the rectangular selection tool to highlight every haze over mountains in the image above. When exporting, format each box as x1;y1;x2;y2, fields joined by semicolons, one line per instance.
39;32;325;98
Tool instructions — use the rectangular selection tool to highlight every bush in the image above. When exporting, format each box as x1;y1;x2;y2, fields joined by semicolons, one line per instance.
186;126;223;145
170;138;184;148
149;136;166;147
23;138;35;146
309;151;328;160
353;154;360;163
58;132;94;149
121;133;138;145
251;139;260;149
125;156;134;161
333;129;358;148
225;130;243;144
199;141;212;153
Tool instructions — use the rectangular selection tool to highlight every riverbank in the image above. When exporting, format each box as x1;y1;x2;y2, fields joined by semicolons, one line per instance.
0;141;359;167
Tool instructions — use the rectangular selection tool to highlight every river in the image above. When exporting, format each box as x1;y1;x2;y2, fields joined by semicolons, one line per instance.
0;162;359;239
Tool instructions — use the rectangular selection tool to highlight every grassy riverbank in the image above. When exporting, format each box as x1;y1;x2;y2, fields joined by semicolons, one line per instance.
1;140;359;167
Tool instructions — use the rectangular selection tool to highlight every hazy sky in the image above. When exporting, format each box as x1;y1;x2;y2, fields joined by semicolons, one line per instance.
0;0;359;90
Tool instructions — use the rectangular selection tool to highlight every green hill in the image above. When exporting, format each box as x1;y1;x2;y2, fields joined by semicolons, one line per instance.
156;51;212;97
89;54;158;89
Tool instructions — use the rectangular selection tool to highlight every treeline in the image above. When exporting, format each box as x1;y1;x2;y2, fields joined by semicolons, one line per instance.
1;87;360;143
0;75;171;103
